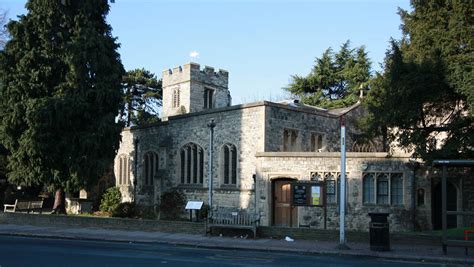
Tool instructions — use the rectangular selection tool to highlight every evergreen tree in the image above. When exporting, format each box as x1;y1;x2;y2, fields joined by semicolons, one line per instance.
285;41;371;109
120;68;162;127
0;0;124;213
362;1;473;161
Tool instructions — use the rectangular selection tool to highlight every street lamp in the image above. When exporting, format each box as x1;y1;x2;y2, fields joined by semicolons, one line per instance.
207;120;216;216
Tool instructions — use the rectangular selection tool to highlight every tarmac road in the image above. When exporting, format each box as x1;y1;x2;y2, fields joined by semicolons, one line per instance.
0;235;449;267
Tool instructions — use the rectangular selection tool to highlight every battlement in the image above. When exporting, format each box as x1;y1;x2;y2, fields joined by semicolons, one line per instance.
162;62;228;88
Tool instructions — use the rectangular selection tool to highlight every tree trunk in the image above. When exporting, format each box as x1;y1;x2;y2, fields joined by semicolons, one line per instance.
52;188;66;214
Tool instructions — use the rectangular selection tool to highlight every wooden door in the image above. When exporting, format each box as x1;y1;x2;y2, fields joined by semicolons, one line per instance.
273;180;297;227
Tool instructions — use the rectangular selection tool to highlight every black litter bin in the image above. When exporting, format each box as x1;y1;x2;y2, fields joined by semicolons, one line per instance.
368;212;390;251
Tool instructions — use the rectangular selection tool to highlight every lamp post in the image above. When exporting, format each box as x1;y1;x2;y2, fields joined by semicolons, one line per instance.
407;157;420;231
337;115;349;250
207;120;216;216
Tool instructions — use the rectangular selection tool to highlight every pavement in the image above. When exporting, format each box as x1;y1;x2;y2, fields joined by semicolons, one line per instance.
0;223;473;265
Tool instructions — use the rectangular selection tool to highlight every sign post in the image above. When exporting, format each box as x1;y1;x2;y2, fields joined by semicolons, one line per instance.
338;116;350;250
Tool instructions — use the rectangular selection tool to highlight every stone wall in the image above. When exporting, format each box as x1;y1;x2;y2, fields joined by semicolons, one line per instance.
162;63;230;120
264;103;362;152
115;103;267;212
254;152;428;231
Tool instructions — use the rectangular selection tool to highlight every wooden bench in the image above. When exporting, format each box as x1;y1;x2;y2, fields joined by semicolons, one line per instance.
206;211;260;238
3;199;44;214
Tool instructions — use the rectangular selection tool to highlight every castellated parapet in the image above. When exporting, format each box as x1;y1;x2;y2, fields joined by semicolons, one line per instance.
162;62;231;120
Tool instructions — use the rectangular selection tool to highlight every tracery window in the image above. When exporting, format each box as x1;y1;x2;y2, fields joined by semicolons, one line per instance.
180;143;204;184
143;151;158;186
118;155;130;186
221;143;238;185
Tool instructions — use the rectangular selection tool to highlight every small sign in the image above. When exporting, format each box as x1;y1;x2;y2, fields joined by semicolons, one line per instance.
185;201;204;210
293;185;308;205
292;182;325;207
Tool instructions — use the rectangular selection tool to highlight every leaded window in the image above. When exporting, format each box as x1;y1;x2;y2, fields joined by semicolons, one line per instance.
390;173;403;205
377;173;389;204
173;89;180;108
180;143;204;185
204;89;213;109
118;155;130;186
363;173;375;204
143;152;158;186
222;143;238;185
325;173;336;204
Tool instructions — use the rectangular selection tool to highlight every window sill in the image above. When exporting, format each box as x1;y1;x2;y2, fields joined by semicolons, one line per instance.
177;184;204;189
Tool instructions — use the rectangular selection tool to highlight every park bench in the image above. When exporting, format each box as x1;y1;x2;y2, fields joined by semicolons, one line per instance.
3;199;44;214
206;211;260;239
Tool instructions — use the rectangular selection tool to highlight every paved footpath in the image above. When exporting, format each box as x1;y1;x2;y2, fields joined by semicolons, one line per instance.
0;223;473;265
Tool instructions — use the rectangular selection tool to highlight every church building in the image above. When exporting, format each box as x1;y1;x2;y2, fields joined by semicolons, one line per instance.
114;62;472;231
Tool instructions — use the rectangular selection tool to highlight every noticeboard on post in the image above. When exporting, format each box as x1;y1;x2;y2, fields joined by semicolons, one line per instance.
291;182;324;207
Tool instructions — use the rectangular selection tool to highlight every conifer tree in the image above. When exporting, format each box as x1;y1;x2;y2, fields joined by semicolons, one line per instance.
362;1;473;161
120;69;162;127
0;0;124;213
285;41;371;109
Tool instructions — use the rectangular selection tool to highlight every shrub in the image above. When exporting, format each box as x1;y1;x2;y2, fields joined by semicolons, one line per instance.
99;187;121;213
159;189;186;220
112;202;138;218
199;204;210;220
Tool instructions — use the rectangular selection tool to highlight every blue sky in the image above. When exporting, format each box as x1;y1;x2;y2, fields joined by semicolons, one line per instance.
2;0;410;104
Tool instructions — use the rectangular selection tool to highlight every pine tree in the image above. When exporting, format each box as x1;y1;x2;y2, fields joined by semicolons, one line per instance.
0;0;124;213
285;41;371;109
120;68;162;127
362;1;473;161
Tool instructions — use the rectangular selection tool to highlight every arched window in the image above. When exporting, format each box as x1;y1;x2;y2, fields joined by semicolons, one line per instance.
376;173;389;204
325;173;336;204
363;173;375;204
143;151;158;186
221;143;237;185
390;173;403;205
180;143;204;185
173;89;180;108
118;155;130;186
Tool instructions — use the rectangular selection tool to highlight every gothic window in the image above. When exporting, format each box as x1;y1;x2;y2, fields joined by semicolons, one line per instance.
325;173;336;204
377;173;389;204
173;89;180;108
363;173;375;204
283;129;299;151
204;88;214;109
221;143;238;185
310;133;324;152
143;151;158;186
363;172;404;206
118;155;130;186
180;143;204;185
390;173;403;205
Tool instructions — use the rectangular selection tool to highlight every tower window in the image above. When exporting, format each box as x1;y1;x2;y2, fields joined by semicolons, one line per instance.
204;89;214;109
173;89;180;108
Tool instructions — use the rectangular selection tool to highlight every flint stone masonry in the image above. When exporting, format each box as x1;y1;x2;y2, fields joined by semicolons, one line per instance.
162;63;230;120
114;63;473;232
255;152;419;231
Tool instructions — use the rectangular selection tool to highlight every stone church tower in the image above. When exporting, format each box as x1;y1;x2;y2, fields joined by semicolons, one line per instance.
161;62;231;120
